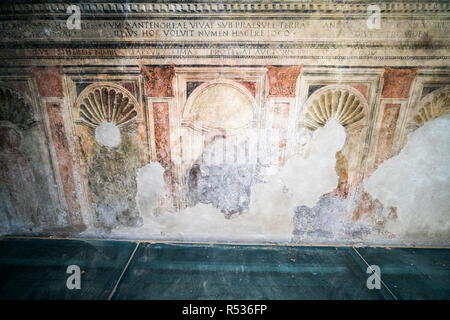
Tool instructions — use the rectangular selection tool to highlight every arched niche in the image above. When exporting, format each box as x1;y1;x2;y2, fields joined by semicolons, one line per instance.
178;80;260;210
408;86;450;132
298;85;370;197
0;86;36;130
75;82;140;134
181;80;257;134
301;85;368;132
74;82;146;230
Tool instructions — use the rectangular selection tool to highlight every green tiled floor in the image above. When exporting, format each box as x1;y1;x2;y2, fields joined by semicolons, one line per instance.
0;238;137;299
112;243;391;300
0;238;448;300
356;247;450;300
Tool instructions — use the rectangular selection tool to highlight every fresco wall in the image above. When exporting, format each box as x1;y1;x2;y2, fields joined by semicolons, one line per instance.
0;0;449;245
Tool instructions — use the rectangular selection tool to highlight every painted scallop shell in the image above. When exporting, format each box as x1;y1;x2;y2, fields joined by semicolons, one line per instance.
303;87;366;130
0;86;35;129
76;84;138;130
413;89;450;127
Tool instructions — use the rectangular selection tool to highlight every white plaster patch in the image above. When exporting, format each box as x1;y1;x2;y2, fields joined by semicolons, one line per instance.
365;114;450;241
135;162;166;218
95;122;121;148
123;118;346;243
278;118;346;208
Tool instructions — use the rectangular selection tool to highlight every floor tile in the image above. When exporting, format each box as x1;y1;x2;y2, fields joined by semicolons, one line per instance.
113;243;392;300
355;247;450;300
0;238;137;300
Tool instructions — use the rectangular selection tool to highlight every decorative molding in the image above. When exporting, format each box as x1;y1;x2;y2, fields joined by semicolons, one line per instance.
181;79;257;133
389;71;450;157
1;1;449;16
381;67;419;99
301;85;368;130
140;64;175;98
74;82;139;130
31;67;64;98
266;65;302;98
173;67;266;198
238;81;256;98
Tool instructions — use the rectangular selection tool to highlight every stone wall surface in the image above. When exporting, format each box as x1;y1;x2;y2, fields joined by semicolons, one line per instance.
0;0;449;245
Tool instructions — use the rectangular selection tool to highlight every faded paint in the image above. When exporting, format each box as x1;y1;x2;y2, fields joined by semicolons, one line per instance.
238;81;256;98
351;85;368;99
269;103;290;165
374;104;401;169
152;102;171;167
84;127;144;231
46;102;82;225
188;83;254;130
0;87;72;234
0;2;449;246
141;64;175;97
31;67;64;98
109;118;346;242
381;67;419;99
266;65;302;97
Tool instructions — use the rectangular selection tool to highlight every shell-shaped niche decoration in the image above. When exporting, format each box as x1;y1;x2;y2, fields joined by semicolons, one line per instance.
183;81;256;133
411;87;450;128
0;86;35;129
75;83;139;148
302;86;367;130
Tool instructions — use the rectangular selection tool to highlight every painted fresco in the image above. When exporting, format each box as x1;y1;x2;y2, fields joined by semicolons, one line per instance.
0;0;449;245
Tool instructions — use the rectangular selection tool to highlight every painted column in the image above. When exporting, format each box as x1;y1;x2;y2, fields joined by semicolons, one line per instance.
140;64;178;209
265;65;302;167
372;67;419;170
32;67;83;226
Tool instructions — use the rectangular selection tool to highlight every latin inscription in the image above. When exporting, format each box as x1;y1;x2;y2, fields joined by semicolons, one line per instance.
0;18;448;63
0;19;448;42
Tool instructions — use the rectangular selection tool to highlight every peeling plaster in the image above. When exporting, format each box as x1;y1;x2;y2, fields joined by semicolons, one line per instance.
86;130;143;231
365;114;450;243
135;161;166;219
95;123;121;148
98;119;347;243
